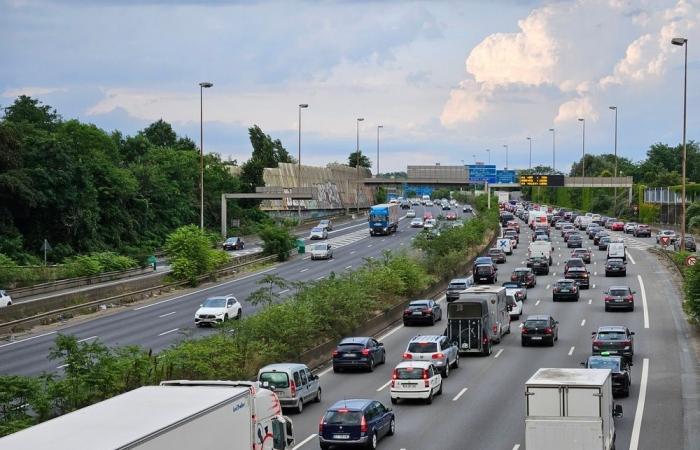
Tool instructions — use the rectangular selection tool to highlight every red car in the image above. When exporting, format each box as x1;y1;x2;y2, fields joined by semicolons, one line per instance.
507;220;520;233
446;212;457;220
423;212;433;220
611;222;625;231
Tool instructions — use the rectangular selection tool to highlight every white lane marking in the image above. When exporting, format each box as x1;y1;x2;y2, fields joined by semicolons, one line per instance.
629;358;650;450
0;331;57;349
512;445;521;450
592;284;596;289
300;268;309;273
378;324;404;341
292;433;318;450
535;300;541;306
580;319;586;327
381;239;386;242
158;328;179;336
593;261;597;265
159;311;176;318
303;256;310;260
627;251;636;265
317;366;334;377
316;276;325;281
557;262;561;266
134;266;278;311
637;275;650;329
546;284;550;290
494;349;504;359
278;289;290;295
452;387;468;401
77;335;97;343
56;363;70;369
345;265;353;270
568;346;575;356
367;244;373;248
588;299;593;305
350;250;356;254
376;380;392;392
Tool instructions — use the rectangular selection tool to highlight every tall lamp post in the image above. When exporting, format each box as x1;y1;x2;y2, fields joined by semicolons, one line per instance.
198;81;213;230
526;137;532;169
356;117;364;214
503;144;509;169
548;128;556;171
609;106;618;212
485;149;491;164
672;37;688;251
297;103;309;219
376;125;383;177
578;118;586;177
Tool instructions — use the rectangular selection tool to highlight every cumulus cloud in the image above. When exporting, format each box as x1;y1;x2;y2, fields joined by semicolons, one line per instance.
554;97;598;123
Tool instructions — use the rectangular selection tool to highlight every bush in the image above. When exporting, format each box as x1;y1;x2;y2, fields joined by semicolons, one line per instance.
165;225;228;285
258;223;297;261
57;252;138;279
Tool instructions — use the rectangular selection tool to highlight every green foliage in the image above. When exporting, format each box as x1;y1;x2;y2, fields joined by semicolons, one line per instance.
258;223;297;261
374;186;388;204
683;261;700;324
57;252;138;279
638;203;660;224
430;188;452;200
0;375;51;436
247;274;290;308
348;150;371;168
239;125;294;193
165;225;228;284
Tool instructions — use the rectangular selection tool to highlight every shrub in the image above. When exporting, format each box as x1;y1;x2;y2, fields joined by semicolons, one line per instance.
165;225;228;285
258;223;297;261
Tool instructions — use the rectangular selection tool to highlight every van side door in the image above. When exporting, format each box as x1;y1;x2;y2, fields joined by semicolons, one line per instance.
304;367;318;399
298;369;309;402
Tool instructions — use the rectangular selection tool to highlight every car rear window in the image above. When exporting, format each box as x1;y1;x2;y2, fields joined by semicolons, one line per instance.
259;371;289;388
597;331;626;340
396;367;426;379
449;283;467;290
557;281;575;287
339;343;367;352
324;410;363;425
407;342;438;353
588;358;620;370
525;320;549;328
609;288;629;296
477;266;492;274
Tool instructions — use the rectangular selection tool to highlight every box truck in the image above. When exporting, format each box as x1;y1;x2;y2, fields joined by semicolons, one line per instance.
496;191;510;204
525;368;623;450
0;380;295;450
369;203;400;236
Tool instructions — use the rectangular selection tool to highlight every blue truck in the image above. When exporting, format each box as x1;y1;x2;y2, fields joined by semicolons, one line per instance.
369;203;400;236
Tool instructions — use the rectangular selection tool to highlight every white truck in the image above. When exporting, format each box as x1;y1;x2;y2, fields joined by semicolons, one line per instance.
529;241;553;265
496;191;510;204
528;210;548;229
0;380;295;450
525;368;623;450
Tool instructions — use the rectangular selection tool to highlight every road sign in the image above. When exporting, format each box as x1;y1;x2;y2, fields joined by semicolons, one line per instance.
686;255;697;266
497;239;510;250
660;236;670;247
468;165;497;184
518;174;565;187
496;170;517;184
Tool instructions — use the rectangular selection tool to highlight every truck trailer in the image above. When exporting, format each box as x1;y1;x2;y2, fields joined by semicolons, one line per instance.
525;368;623;450
446;297;493;356
457;286;510;344
0;380;294;450
369;203;400;236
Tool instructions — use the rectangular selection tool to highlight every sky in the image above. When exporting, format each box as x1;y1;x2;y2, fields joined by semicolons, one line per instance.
1;0;698;174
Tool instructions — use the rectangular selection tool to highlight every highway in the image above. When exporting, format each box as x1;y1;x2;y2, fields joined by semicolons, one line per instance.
0;206;472;376
286;216;697;450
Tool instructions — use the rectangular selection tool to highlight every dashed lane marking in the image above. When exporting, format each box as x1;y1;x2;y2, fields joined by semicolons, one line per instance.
629;359;650;450
159;311;176;318
452;387;468;401
300;268;309;273
0;331;57;349
494;349;504;359
568;346;575;356
292;434;318;450
535;300;541;306
638;275;650;329
77;336;97;343
376;380;392;392
158;328;179;337
580;319;586;327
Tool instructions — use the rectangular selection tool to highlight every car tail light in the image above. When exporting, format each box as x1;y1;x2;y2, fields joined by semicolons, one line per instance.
432;352;445;360
593;340;602;349
403;309;411;315
422;369;430;380
332;350;339;357
626;295;634;301
622;340;631;346
604;296;613;302
572;286;578;293
423;308;433;313
290;380;297;398
392;369;398;380
361;348;370;356
553;287;560;292
544;327;553;334
360;416;368;434
511;275;517;280
483;335;489;344
521;327;528;334
403;352;412;359
319;416;324;434
492;325;498;333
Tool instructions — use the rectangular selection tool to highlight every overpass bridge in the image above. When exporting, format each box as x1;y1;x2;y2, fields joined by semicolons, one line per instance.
364;176;633;188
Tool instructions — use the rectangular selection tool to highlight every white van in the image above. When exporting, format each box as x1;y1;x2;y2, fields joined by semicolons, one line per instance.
496;238;513;255
607;242;626;261
529;241;553;265
575;216;592;230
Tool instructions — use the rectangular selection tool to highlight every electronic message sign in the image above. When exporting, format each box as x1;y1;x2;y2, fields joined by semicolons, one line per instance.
518;174;565;187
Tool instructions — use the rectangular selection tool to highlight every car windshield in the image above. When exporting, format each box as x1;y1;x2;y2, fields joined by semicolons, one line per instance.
525;320;549;328
226;237;238;243
319;220;329;225
396;367;426;379
477;266;492;274
325;410;363;425
312;244;328;251
407;342;438;353
503;283;519;288
449;283;467;290
610;288;629;296
311;227;324;232
259;371;290;388
588;358;620;371
597;331;626;340
202;298;226;308
608;260;623;266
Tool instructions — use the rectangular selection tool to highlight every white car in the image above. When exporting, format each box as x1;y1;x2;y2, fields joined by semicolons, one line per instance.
194;296;242;326
318;219;333;231
424;219;437;230
310;243;333;260
410;218;424;228
390;361;443;404
0;290;12;308
624;222;638;234
425;201;434;207
309;227;328;240
506;293;523;319
406;210;416;218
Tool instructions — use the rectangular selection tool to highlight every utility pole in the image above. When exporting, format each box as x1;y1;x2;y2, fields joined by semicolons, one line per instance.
297;104;308;220
609;106;618;213
198;81;213;230
578;118;586;177
376;125;383;177
672;37;688;251
356;117;364;214
526;137;532;169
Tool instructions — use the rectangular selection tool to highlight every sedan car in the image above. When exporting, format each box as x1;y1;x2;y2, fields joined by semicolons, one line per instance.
390;361;443;404
605;258;627;277
611;221;625;231
604;286;636;312
410;218;424;228
222;236;244;251
319;399;394;449
567;234;583;248
633;224;652;237
582;354;632;397
598;236;611;250
0;290;12;308
529;257;550;275
332;337;386;372
571;248;592;263
552;279;580;302
309;227;329;240
510;267;536;288
194;296;242;326
406;210;416;218
593;231;609;246
564;266;590;288
624;222;638;234
592;325;635;360
445;211;458;221
310;243;333;260
403;299;442;325
488;248;507;264
564;257;586;273
521;314;559;347
463;205;473;213
318;219;333;231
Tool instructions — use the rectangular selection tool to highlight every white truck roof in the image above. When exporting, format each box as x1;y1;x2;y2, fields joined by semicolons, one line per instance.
464;285;505;294
526;368;611;387
0;384;251;450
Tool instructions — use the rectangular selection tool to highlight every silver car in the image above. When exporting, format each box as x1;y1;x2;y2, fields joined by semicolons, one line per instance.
309;227;328;240
403;335;459;378
318;219;333;231
257;363;321;413
310;243;333;260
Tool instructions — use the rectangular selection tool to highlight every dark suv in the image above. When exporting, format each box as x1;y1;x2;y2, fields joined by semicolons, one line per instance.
553;279;580;302
571;249;592;263
604;286;635;312
582;354;632;397
605;258;627;277
529;256;550;275
474;264;497;284
633;224;651;237
592;326;635;361
332;337;386;372
511;267;536;288
564;266;590;289
319;399;395;450
521;315;559;347
403;299;442;325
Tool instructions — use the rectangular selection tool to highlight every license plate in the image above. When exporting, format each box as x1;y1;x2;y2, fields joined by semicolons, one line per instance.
560;289;569;292
333;434;350;440
402;382;417;387
531;337;542;340
345;353;356;357
615;299;623;302
412;311;422;315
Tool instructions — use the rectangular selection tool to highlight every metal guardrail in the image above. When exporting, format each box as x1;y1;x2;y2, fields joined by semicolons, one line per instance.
0;254;277;334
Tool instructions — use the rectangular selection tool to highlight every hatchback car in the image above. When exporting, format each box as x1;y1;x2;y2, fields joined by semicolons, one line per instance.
319;399;395;450
257;363;321;413
474;264;497;284
506;220;520;233
593;231;608;245
564;266;590;289
529;256;550;275
567;234;583;248
553;279;579;302
604;286;636;312
582;354;632;397
318;219;333;231
511;267;536;288
605;258;626;277
390;361;443;404
309;227;329;240
598;236;611;250
410;218;424;228
446;278;473;302
570;249;592;263
310;243;333;260
194;296;242;326
564;257;586;273
592;326;635;360
403;334;459;377
656;229;677;244
521;315;559;347
406;210;416;218
503;281;527;301
222;236;244;251
633;224;652;237
488;248;507;264
403;299;442;325
332;337;386;372
611;221;625;231
624;222;638;234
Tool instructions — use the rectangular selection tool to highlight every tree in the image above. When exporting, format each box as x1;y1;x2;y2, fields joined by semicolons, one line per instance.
374;186;387;204
240;125;294;192
3;95;60;130
165;225;228;285
258;223;297;261
247;274;289;308
348;150;371;168
140;119;177;148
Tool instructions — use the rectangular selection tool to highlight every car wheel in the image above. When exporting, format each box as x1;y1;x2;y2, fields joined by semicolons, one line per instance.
549;337;555;347
380;351;386;365
452;355;459;369
315;388;322;403
387;418;396;436
629;306;635;312
442;364;450;378
430;316;435;326
236;309;242;320
223;314;229;322
605;305;610;312
296;399;303;414
425;390;434;404
367;432;378;450
321;444;330;450
521;338;527;347
367;358;375;372
390;397;398;405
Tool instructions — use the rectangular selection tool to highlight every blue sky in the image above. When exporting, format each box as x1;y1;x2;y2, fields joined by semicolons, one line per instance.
1;0;698;173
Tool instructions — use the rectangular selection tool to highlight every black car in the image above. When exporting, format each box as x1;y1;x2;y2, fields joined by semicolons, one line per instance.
473;256;497;275
593;231;608;245
488;248;507;264
521;314;559;347
474;264;497;284
564;266;590;289
605;258;627;277
222;236;244;251
604;286;635;312
567;234;583;248
403;299;442;325
564;257;586;273
598;236;611;250
332;337;386;372
571;248;592;263
592;325;635;361
674;236;697;252
553;279;580;302
511;267;536;288
530;256;550;275
582;354;632;397
400;202;411;209
319;399;395;449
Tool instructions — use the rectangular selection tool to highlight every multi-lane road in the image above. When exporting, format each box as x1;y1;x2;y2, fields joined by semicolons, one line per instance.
0;206;472;376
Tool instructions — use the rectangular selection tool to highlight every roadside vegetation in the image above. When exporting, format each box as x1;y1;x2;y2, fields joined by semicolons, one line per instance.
661;250;700;325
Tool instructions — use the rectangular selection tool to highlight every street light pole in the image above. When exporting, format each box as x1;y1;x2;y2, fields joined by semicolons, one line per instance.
486;149;491;165
356;117;364;214
376;125;383;177
672;37;688;251
526;137;532;169
297;104;309;219
503;144;509;169
609;106;618;212
548;128;556;171
198;81;213;230
578;118;586;177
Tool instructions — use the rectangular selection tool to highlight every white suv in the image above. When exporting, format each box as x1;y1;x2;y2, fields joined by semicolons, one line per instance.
194;296;242;326
390;361;442;404
402;335;459;378
0;290;12;308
